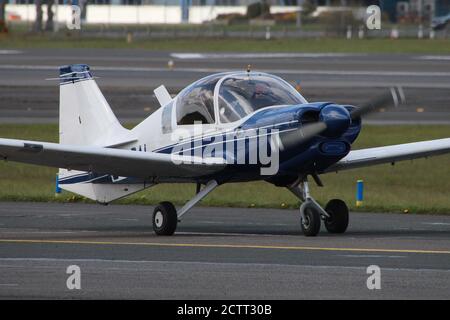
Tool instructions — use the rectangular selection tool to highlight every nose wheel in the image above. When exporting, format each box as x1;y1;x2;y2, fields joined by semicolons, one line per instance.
300;203;321;236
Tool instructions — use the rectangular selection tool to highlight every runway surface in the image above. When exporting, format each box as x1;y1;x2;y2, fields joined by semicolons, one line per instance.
0;202;449;299
0;49;449;124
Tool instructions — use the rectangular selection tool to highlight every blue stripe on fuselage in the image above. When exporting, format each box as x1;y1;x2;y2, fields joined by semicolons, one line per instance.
59;173;141;185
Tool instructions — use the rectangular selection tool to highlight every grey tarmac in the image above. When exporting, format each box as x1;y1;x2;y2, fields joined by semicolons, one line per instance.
0;202;449;299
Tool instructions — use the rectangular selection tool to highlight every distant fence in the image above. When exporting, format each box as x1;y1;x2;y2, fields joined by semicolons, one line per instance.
5;4;448;39
75;27;446;40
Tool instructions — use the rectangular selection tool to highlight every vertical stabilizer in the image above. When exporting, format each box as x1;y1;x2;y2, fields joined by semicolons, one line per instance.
57;64;147;203
58;64;129;146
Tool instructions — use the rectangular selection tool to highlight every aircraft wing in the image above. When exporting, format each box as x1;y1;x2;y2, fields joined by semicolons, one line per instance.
0;138;226;178
325;138;450;172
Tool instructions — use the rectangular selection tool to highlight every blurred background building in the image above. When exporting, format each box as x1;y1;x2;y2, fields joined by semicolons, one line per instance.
3;0;449;21
1;0;449;36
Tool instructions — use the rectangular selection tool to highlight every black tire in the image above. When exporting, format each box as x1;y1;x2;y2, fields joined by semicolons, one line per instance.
300;204;321;236
152;201;178;236
324;199;349;234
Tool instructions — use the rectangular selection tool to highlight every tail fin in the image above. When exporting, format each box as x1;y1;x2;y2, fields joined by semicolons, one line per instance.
59;64;129;146
58;64;145;203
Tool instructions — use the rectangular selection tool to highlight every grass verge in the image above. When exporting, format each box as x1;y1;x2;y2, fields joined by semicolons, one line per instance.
0;124;449;213
1;35;450;54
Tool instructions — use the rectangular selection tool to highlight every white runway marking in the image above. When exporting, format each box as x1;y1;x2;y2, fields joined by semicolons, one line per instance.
0;50;22;55
422;222;450;226
417;55;450;61
171;53;358;59
0;228;99;234
0;64;449;77
114;218;139;222
339;254;407;259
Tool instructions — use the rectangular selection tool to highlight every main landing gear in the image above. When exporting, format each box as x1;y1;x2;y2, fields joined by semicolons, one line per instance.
152;180;219;236
288;177;349;237
152;178;347;237
152;202;178;236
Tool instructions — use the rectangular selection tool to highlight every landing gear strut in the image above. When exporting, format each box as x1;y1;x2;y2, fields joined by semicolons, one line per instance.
288;177;349;237
152;180;219;236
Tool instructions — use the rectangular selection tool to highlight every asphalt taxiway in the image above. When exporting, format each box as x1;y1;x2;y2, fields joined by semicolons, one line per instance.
0;202;449;299
0;49;449;124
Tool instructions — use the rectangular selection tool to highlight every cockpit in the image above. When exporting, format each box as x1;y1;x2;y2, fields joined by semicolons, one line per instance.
175;72;307;126
217;74;306;123
176;74;220;125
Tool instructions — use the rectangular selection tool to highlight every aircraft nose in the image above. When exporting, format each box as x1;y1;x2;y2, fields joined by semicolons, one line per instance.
319;104;351;138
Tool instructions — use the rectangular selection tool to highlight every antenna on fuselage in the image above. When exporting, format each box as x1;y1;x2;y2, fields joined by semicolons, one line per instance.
246;64;252;80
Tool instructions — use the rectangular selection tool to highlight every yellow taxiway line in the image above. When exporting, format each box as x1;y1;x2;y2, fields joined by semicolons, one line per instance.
0;238;449;255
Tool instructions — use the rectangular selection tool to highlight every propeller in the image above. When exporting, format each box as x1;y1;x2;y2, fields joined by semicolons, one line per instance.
349;87;405;119
279;87;405;151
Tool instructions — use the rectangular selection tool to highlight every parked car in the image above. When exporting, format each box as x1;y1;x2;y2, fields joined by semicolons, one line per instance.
431;13;450;30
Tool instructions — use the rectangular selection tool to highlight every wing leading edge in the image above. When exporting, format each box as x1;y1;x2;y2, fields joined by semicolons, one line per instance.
325;138;450;173
0;138;226;179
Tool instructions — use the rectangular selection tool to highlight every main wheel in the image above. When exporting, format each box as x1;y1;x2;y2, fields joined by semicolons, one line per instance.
300;203;321;237
153;201;178;236
324;199;349;234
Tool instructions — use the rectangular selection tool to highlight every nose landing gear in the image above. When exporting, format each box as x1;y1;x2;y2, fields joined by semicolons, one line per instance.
289;177;349;237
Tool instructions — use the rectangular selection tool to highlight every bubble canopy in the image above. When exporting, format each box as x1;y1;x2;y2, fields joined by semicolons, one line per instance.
175;72;307;125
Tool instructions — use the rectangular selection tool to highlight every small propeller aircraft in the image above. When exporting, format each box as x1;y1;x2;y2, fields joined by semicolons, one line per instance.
1;64;449;236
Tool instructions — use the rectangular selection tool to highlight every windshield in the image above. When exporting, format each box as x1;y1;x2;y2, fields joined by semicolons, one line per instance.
176;74;222;125
218;74;304;123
